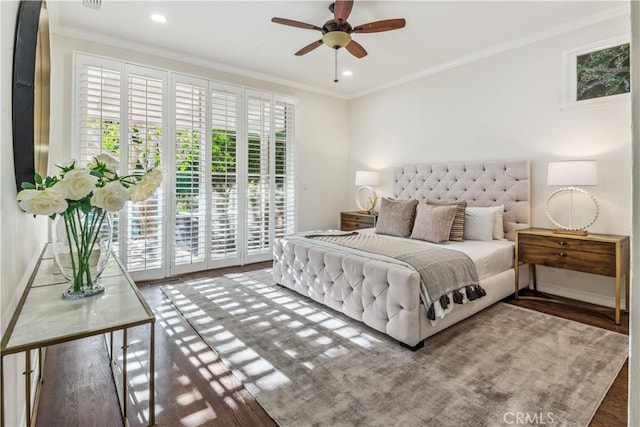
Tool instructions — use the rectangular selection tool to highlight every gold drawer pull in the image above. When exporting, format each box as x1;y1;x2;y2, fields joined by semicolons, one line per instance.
558;241;566;245
558;252;566;257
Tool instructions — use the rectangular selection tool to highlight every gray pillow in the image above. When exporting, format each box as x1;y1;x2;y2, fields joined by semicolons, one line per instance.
411;204;458;243
425;199;467;241
375;198;418;237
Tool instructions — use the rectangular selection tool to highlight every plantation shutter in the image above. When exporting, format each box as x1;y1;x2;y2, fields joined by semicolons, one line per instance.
74;54;296;279
125;69;165;272
273;99;296;239
210;84;241;264
74;60;123;250
173;79;207;268
75;63;122;164
245;92;271;258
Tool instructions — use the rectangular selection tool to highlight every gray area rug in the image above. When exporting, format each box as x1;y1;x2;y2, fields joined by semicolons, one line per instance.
162;269;628;427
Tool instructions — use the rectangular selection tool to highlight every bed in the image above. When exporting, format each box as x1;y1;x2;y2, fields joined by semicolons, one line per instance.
273;160;531;349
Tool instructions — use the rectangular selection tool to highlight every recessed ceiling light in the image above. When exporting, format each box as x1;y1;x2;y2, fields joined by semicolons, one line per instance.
342;70;353;77
151;14;167;23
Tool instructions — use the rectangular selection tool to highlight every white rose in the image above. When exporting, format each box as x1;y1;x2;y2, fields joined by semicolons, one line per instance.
130;179;159;203
89;154;119;172
17;188;68;216
91;181;129;212
144;168;163;186
60;169;98;200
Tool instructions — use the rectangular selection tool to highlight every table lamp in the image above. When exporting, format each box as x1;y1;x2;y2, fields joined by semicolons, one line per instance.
546;160;599;235
355;170;379;214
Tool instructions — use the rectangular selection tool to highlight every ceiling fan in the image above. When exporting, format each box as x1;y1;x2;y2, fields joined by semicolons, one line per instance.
271;0;406;81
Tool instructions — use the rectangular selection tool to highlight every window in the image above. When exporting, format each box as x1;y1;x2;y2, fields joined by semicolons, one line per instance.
210;84;241;266
75;53;297;279
173;78;207;268
125;68;166;273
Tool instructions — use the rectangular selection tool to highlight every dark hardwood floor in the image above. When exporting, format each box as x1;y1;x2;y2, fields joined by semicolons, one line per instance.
35;265;629;427
37;262;276;427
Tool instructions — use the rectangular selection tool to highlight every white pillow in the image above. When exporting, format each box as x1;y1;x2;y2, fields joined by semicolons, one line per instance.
464;206;504;241
493;206;505;240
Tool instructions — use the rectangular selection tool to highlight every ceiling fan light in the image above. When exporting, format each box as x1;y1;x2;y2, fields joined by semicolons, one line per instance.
322;31;351;48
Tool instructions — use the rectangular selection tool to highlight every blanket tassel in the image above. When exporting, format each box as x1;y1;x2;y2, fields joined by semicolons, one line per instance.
452;289;464;304
439;294;450;310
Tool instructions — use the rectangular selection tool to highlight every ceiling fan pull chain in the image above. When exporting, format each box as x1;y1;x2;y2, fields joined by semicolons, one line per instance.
334;48;338;83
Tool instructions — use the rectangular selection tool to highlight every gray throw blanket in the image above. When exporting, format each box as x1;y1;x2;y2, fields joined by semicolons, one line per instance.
308;233;485;320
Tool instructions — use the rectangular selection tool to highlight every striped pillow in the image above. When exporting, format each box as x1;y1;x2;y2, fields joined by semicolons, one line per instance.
425;199;467;241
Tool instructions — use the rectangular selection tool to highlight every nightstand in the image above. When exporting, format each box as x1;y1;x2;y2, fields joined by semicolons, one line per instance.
515;227;630;325
340;211;377;231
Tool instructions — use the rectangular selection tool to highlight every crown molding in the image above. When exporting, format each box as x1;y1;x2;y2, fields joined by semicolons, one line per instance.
49;26;350;100
349;4;630;99
47;3;628;101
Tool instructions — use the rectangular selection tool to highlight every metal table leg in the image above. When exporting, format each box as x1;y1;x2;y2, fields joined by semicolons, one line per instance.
122;328;129;423
149;322;156;427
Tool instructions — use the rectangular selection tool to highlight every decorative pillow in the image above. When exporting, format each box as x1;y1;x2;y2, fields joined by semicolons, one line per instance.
493;206;505;240
464;206;503;241
410;204;458;243
375;198;418;238
425;199;467;241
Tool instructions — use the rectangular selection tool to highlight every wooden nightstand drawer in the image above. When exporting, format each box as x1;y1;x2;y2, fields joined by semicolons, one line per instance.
518;244;616;276
515;227;630;325
340;212;376;231
518;234;614;256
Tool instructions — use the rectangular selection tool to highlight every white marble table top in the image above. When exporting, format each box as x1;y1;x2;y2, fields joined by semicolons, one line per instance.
2;245;154;354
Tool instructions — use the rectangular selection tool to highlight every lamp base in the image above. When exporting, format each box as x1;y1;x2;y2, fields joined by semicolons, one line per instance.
552;228;588;236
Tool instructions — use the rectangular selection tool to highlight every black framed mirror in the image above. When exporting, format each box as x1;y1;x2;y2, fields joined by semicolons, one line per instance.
13;0;50;192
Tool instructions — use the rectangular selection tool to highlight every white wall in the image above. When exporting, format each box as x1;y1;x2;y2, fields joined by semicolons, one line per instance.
348;15;631;306
49;34;350;233
0;1;48;426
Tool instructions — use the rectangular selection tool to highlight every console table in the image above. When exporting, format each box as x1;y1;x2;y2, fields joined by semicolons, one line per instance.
0;244;156;426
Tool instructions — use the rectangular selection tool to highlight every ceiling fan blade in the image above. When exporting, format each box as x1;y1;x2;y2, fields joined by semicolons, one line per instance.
334;0;354;23
295;40;324;56
353;18;406;33
345;40;367;58
271;17;322;31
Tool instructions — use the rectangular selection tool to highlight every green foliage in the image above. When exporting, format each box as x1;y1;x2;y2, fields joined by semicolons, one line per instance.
88;119;162;170
89;119;120;153
577;43;630;101
91;118;290;213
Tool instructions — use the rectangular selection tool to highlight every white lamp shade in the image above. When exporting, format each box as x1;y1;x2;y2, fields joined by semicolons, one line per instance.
547;160;597;186
355;170;379;186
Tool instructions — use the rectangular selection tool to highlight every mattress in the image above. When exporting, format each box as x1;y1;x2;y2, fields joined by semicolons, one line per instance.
297;228;515;281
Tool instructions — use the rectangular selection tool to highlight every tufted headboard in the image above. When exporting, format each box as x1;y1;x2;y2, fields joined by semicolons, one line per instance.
393;160;530;241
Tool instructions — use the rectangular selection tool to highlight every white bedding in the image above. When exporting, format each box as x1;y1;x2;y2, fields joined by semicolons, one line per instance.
298;228;515;281
358;229;514;281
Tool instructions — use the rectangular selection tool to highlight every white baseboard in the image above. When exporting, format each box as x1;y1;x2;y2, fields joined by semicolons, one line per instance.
535;281;626;309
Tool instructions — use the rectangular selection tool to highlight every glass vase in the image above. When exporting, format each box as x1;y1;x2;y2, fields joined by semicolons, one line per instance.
52;207;112;299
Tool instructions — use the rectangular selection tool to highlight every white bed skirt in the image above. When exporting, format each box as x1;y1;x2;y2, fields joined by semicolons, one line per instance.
273;237;530;348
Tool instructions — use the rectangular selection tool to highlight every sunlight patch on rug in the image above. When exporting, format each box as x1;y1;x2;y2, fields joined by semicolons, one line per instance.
162;269;628;427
